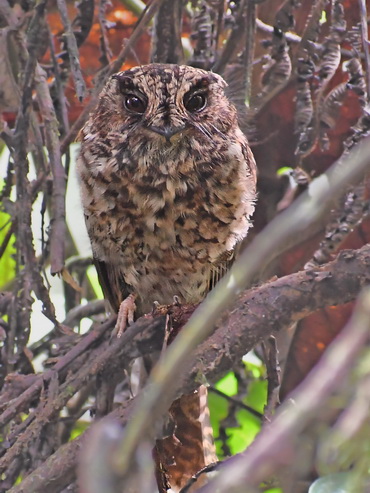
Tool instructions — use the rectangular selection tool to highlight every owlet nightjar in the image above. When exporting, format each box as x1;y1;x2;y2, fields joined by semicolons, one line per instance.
77;63;257;490
78;63;256;317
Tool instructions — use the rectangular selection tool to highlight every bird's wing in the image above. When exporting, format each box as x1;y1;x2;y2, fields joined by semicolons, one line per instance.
93;258;132;314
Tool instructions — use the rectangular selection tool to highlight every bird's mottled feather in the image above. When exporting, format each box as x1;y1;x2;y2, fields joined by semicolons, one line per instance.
78;64;256;315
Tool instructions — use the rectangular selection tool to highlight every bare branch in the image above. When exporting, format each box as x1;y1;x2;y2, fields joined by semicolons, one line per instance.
151;0;184;64
35;65;67;276
56;0;86;100
6;242;370;491
196;287;370;492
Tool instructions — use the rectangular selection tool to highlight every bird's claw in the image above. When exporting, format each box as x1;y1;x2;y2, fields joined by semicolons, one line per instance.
115;294;137;338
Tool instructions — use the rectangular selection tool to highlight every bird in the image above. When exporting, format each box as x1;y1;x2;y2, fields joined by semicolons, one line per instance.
77;63;257;491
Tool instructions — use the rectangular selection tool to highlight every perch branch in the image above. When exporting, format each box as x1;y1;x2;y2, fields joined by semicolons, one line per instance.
185;243;370;392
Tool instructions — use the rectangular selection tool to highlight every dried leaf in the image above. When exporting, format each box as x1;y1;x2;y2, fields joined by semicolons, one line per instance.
60;267;82;293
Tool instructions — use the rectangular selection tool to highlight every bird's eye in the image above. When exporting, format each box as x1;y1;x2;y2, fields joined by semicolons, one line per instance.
124;94;147;114
184;93;207;113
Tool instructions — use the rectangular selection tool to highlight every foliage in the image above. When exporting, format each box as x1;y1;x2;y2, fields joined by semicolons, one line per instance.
209;362;266;458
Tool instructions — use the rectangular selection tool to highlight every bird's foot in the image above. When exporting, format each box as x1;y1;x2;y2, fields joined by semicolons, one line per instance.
115;293;137;338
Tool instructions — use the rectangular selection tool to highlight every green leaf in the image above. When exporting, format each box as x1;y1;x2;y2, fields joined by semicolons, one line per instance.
0;211;16;288
319;10;327;25
70;420;90;440
276;166;293;177
209;367;267;458
227;408;260;454
86;265;103;299
215;371;238;395
244;378;267;414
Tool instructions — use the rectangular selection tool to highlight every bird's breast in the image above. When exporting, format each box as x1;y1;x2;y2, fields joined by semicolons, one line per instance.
80;146;255;308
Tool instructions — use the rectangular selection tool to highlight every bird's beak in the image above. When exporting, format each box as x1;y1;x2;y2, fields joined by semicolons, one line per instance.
147;125;186;142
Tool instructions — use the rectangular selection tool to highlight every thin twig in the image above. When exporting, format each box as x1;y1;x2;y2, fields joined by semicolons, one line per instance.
256;18;301;42
262;336;280;422
242;0;256;105
11;0;49;357
56;0;86;100
98;0;113;66
209;386;263;419
0;221;15;259
179;461;220;493
151;0;184;64
48;27;70;135
213;0;247;74
63;299;106;327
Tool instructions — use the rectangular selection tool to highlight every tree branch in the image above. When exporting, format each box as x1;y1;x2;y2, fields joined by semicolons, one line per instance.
10;242;370;492
196;287;370;492
185;243;370;393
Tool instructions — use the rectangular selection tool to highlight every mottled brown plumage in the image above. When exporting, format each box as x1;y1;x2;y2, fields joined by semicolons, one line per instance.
77;63;257;491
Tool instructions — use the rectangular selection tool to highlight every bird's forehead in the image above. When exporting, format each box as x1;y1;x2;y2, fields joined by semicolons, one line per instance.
118;64;214;97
